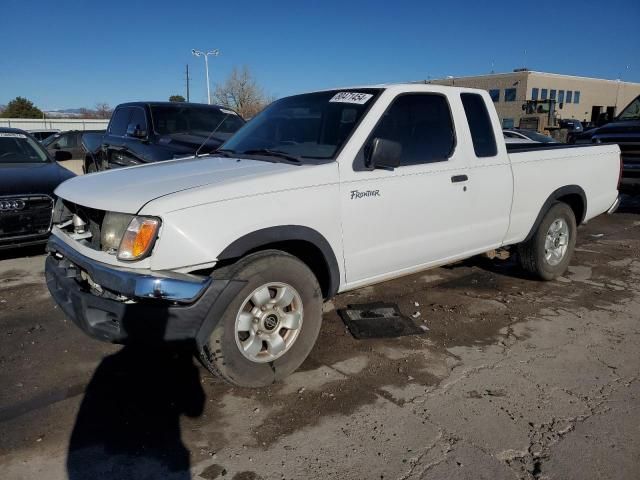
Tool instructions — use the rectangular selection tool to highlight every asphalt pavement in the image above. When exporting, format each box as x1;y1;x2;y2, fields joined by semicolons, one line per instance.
1;198;639;480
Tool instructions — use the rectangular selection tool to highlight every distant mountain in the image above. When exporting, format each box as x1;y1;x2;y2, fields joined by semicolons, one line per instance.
44;108;88;118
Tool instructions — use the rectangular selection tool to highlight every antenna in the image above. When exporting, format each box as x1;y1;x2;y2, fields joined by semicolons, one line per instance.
185;64;190;102
194;112;231;158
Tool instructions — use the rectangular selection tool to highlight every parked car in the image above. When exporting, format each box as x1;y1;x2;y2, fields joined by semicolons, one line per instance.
558;119;583;133
28;129;60;142
0;128;74;249
571;95;640;193
42;130;105;175
45;84;620;387
504;136;537;144
504;129;558;143
83;102;245;172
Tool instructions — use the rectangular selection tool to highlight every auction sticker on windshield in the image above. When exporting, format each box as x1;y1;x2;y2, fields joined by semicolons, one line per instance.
0;133;27;138
329;92;373;104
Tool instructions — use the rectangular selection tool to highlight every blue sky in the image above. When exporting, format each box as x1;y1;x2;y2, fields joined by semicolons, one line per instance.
1;0;638;110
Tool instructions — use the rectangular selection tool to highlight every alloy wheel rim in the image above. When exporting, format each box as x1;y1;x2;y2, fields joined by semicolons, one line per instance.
544;218;569;266
234;282;303;363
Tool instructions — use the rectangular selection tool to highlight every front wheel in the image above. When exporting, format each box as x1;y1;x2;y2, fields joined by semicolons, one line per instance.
199;250;323;387
517;202;577;281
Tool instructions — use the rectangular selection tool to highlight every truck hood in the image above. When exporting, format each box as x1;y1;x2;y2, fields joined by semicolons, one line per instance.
54;156;302;213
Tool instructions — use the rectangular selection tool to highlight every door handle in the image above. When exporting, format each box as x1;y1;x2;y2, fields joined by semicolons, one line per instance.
451;175;468;183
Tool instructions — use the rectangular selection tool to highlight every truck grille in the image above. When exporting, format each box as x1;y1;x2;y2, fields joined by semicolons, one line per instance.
56;199;105;251
0;195;54;242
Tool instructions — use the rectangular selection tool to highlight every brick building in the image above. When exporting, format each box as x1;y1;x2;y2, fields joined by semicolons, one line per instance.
428;69;640;128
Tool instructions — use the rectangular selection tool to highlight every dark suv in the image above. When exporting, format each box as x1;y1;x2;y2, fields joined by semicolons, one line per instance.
84;102;245;172
571;95;640;193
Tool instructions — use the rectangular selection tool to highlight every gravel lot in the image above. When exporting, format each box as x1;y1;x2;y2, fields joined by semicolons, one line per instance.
1;198;639;480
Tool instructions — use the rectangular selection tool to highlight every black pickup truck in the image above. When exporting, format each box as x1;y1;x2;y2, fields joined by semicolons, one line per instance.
83;102;245;172
572;95;640;193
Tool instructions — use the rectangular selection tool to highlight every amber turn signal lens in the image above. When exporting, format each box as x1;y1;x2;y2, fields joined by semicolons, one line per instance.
117;217;160;261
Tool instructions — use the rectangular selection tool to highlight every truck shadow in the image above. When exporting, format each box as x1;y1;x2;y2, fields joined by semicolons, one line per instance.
66;339;205;480
0;244;46;261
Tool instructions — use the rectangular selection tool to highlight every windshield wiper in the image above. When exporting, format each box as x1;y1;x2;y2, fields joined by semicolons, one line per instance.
211;148;236;157
241;149;302;164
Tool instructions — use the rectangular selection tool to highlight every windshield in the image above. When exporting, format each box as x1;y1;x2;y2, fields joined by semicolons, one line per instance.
0;132;49;163
618;96;640;121
221;89;382;160
150;105;245;138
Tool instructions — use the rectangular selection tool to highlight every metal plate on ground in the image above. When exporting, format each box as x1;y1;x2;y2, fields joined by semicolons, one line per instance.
338;302;425;339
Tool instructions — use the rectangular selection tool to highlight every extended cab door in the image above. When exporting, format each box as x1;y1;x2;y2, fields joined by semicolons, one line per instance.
339;92;474;286
458;92;513;250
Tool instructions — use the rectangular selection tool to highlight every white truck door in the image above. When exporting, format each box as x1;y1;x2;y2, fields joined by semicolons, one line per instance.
458;92;513;250
339;92;472;286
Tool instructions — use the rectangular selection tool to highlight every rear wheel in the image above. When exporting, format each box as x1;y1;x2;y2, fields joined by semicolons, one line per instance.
199;250;323;387
517;202;577;280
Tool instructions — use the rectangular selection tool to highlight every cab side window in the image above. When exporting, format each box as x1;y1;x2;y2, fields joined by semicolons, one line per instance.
56;133;77;149
129;107;147;132
370;94;455;166
460;93;497;158
108;107;131;136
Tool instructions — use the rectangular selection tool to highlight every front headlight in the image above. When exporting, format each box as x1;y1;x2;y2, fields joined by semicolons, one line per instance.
101;212;134;253
117;216;161;261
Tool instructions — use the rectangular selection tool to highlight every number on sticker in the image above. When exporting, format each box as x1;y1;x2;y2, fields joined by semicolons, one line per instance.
0;133;27;138
329;92;373;105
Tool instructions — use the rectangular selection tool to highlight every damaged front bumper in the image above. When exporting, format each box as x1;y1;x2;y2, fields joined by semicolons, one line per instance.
45;235;243;345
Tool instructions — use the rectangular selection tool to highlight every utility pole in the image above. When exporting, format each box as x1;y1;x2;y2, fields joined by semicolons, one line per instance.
185;64;190;102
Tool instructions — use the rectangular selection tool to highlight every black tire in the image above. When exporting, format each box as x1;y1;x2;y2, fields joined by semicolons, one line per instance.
86;161;97;174
199;250;322;387
517;202;577;281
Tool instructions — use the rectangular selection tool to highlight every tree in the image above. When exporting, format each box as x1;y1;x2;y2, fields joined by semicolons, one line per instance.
1;97;43;118
213;66;273;118
169;95;186;102
94;103;112;119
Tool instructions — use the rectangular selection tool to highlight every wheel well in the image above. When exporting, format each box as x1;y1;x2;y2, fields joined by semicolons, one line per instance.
556;193;585;224
251;241;333;298
524;185;587;242
212;240;335;299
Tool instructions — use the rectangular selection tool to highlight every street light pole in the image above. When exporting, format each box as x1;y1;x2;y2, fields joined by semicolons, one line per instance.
191;49;220;105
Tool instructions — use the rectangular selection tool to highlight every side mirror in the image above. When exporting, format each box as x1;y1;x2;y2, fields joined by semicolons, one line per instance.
126;123;147;139
54;150;73;162
367;138;402;170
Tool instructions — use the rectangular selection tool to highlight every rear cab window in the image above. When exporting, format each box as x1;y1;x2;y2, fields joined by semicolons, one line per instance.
460;93;498;158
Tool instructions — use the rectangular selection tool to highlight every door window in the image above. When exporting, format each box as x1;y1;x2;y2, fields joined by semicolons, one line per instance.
368;94;455;166
129;107;147;131
55;133;77;148
460;93;497;158
108;107;131;136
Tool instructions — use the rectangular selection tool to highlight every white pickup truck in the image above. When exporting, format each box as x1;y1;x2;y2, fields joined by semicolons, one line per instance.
45;84;621;387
